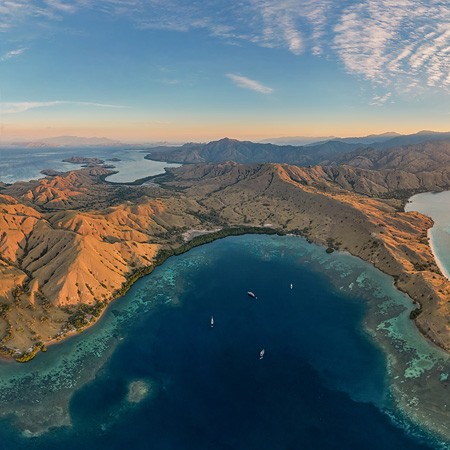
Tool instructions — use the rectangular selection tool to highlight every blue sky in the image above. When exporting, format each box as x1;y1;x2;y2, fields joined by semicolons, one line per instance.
1;0;450;142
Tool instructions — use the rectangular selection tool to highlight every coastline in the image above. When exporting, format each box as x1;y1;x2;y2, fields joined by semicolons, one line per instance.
9;213;449;362
428;229;450;281
27;228;441;357
21;227;284;361
2;164;449;364
0;234;437;443
15;234;450;444
405;190;450;281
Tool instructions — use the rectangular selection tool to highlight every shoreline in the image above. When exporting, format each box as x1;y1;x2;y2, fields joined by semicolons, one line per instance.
1;232;450;443
12;227;284;362
14;221;444;361
8;205;449;362
3;162;449;363
5;232;450;444
428;229;450;281
405;191;450;281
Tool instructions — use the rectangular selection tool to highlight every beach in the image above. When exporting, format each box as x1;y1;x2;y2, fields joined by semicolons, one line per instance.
406;191;450;280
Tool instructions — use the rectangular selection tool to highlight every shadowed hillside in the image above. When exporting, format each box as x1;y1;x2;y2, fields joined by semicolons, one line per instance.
146;137;359;165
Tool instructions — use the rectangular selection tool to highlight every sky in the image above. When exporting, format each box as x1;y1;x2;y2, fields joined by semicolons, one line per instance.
1;0;450;142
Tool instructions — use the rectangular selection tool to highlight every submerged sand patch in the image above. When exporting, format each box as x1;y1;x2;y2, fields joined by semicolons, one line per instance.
126;380;152;404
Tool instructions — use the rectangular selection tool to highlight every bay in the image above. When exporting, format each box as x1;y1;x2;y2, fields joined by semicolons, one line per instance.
0;235;447;449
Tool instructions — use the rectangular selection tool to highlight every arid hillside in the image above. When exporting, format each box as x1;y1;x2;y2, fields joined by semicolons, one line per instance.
0;161;448;361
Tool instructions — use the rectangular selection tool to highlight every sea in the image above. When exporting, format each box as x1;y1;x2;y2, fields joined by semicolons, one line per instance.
406;191;450;280
0;148;449;449
0;146;179;184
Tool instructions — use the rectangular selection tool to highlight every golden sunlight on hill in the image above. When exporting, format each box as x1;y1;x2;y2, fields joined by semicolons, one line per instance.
0;163;448;361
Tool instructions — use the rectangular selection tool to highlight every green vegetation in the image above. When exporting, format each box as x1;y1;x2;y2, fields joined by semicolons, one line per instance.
15;346;40;363
155;226;283;266
410;305;423;320
115;226;285;308
67;301;107;331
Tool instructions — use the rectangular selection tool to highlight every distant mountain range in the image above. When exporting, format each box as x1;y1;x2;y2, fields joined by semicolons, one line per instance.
260;132;401;146
146;131;450;166
1;136;124;148
321;139;450;172
146;138;361;165
311;132;402;146
260;136;338;146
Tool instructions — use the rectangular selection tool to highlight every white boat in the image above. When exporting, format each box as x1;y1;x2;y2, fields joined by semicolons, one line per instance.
210;316;214;327
290;283;293;289
247;291;257;299
260;349;265;359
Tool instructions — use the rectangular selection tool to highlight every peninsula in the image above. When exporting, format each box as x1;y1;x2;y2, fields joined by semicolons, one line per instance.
0;139;449;361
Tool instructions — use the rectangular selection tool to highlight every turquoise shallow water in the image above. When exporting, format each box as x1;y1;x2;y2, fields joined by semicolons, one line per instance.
0;235;448;448
406;191;450;279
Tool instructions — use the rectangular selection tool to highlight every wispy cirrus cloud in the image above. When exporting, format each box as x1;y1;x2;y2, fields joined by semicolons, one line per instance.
370;93;392;106
0;101;127;114
334;1;450;92
0;0;332;54
1;47;27;61
226;73;273;94
3;0;450;101
0;0;78;30
44;0;77;13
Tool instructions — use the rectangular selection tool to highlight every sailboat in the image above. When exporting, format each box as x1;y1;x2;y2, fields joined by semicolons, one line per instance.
259;349;265;359
210;316;214;327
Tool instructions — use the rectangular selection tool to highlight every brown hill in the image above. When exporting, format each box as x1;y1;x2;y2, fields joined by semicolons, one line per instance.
145;137;359;165
0;162;448;361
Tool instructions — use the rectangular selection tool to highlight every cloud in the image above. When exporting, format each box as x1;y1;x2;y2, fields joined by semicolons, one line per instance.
0;0;77;30
370;93;392;106
0;101;127;114
1;47;27;61
0;1;332;55
44;0;77;13
333;1;450;92
226;73;273;94
2;0;450;99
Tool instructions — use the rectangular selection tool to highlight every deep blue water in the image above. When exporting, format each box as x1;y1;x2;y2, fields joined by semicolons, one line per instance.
0;236;441;449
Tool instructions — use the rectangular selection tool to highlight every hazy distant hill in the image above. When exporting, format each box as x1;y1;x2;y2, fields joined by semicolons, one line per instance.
371;131;450;150
316;132;401;146
146;132;450;169
2;136;123;148
322;140;450;174
263;131;450;148
260;136;337;146
146;137;360;165
263;132;400;146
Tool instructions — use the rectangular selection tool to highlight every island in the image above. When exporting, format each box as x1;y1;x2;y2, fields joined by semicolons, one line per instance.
0;140;449;362
62;156;105;165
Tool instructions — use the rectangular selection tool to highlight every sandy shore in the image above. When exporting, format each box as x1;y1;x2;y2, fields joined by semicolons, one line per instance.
182;228;222;242
428;229;450;281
